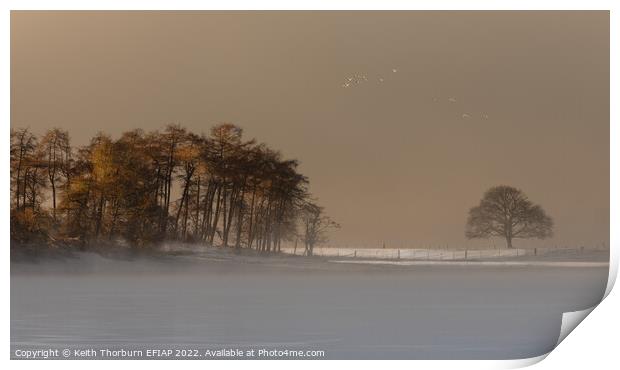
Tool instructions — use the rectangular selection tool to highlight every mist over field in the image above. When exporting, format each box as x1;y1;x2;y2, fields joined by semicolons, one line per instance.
11;250;609;360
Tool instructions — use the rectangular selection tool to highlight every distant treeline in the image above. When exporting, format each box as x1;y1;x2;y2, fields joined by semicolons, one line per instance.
10;124;338;255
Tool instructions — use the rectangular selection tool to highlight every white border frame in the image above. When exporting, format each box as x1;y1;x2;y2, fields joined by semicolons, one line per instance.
2;2;617;369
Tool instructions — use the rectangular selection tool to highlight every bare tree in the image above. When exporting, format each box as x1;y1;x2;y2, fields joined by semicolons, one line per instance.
40;128;70;221
159;124;186;234
300;201;340;256
10;128;37;210
173;132;202;239
465;185;553;248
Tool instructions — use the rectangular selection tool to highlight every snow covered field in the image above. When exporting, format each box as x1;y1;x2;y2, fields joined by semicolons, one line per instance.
11;251;609;360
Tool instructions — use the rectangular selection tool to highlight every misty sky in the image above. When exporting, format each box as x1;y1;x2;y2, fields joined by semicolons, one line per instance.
11;11;609;248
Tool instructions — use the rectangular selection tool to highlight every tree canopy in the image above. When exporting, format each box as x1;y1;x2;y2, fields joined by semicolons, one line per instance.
465;185;553;248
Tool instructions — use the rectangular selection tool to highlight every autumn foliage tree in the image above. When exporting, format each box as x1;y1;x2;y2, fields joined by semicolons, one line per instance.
10;123;336;252
465;185;553;248
10;128;50;243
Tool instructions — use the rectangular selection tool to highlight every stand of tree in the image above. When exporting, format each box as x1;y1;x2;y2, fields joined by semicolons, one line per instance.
10;124;337;254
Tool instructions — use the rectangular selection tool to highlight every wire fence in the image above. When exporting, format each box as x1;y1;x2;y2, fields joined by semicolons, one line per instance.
279;245;607;260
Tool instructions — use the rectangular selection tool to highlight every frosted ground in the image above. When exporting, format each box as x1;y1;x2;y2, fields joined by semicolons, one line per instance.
11;247;609;360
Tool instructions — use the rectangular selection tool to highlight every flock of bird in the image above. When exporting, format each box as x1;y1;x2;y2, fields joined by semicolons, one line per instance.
341;68;398;88
340;67;489;121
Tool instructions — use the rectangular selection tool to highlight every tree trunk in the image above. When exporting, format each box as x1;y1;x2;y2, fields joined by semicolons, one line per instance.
22;168;30;209
221;188;228;246
108;201;120;240
224;186;240;248
15;149;23;210
200;180;215;241
51;178;57;221
194;176;200;238
95;195;105;238
234;186;246;249
209;184;222;245
174;167;193;236
246;187;256;248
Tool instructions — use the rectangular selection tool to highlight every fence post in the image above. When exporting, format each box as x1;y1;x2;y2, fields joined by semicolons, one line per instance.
354;250;357;258
398;249;401;260
465;250;468;260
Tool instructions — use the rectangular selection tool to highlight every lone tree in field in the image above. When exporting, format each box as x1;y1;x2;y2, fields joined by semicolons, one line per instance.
465;185;553;248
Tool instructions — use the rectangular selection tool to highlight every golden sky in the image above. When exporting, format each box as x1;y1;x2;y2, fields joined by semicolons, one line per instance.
11;11;609;248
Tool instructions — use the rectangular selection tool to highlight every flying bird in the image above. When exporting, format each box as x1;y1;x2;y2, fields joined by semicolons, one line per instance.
481;113;489;119
392;68;398;73
448;97;457;103
341;74;371;87
462;113;471;119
